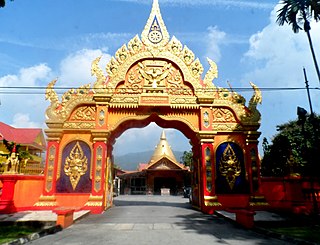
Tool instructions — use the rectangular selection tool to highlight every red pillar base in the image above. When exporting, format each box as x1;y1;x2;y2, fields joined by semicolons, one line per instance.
0;175;18;214
235;210;256;229
0;200;16;214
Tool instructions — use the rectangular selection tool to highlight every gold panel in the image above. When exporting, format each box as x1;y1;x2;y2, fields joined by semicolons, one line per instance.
94;146;103;192
64;141;88;190
219;144;241;190
45;145;56;193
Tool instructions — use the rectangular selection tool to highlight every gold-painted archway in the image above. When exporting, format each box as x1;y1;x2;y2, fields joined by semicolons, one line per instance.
37;0;266;214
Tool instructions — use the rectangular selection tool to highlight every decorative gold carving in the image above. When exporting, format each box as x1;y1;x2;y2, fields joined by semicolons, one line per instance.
45;78;94;122
113;60;193;96
242;82;262;123
141;0;169;48
64;142;88;190
205;147;212;192
34;195;57;207
64;122;95;129
85;195;103;207
45;145;56;192
92;56;107;92
203;111;210;128
204;196;222;207
249;195;269;207
203;58;218;89
219;144;241;190
70;106;96;121
94;146;103;192
45;0;261;134
212;123;243;131
212;108;236;123
138;61;171;88
98;109;105;126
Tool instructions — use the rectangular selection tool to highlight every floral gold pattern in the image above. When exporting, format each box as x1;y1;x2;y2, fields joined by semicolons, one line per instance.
64;142;88;190
219;144;241;190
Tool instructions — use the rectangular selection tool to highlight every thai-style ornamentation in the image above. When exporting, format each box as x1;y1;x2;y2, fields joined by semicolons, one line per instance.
41;0;263;214
64;141;88;190
70;106;96;121
212;108;236;123
203;58;218;89
45;145;56;192
98;109;105;126
45;79;94;122
92;56;107;91
205;147;212;192
94;146;103;192
219;144;241;190
203;111;210;128
243;82;262;123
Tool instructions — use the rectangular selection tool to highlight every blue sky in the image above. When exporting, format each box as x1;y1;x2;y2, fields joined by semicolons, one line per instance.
0;0;319;156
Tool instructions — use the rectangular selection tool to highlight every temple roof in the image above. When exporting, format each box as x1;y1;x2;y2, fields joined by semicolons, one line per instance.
149;130;177;164
0;122;46;150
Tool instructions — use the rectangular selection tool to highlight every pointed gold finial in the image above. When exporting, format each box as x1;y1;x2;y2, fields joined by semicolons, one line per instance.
160;130;166;140
149;130;177;163
141;0;169;48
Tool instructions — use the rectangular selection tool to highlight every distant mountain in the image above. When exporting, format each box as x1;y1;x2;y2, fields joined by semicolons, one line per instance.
114;150;185;171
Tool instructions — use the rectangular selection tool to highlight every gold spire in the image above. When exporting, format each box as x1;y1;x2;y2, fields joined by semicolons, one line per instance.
141;0;169;48
149;130;177;164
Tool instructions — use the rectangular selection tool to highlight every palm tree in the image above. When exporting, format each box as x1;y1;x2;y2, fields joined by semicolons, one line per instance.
277;0;320;84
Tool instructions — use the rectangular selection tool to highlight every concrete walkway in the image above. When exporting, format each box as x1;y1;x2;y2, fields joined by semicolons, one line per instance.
0;210;89;223
23;195;292;245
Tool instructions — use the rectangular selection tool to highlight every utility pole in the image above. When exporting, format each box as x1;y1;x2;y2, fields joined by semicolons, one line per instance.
302;67;318;215
303;68;314;115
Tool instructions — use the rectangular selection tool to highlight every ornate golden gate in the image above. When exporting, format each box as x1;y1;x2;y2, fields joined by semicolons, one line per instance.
38;0;265;214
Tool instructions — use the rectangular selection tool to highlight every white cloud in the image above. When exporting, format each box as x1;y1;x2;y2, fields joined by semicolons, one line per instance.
0;64;51;87
113;123;191;156
205;26;226;63
0;49;112;129
0;64;52;128
11;113;42;128
59;49;111;87
241;5;320;142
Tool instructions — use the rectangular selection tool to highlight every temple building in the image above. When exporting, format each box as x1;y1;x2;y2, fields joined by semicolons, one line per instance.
119;130;190;195
0;122;46;175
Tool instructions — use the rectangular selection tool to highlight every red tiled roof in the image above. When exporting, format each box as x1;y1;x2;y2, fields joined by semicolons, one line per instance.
0;122;43;145
137;163;148;171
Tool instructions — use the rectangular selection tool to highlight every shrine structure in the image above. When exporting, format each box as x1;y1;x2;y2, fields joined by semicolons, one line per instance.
119;130;190;196
31;0;265;214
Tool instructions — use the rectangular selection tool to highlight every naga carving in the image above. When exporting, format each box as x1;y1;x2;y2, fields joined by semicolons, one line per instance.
92;56;107;92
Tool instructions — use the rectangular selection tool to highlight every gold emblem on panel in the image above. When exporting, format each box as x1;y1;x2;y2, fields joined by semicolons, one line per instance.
219;144;241;190
64;142;88;190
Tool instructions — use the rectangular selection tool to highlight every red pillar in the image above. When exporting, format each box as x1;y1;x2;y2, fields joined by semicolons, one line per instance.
84;133;108;214
200;141;221;214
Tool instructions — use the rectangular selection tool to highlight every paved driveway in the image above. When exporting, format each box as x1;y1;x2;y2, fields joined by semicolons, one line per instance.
29;195;291;245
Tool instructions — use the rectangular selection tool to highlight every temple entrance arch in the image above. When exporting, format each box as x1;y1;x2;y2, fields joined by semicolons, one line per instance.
39;0;267;214
108;116;200;205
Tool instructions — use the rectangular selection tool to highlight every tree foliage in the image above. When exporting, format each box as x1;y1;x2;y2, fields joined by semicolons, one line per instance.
261;113;320;177
276;0;320;83
3;139;32;161
0;0;13;8
277;0;320;33
180;150;193;167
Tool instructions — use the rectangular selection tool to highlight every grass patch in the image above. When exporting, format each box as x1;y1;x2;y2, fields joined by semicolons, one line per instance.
270;226;320;243
0;225;41;244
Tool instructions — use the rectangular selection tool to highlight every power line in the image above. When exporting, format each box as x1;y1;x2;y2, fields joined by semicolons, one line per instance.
0;86;319;95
